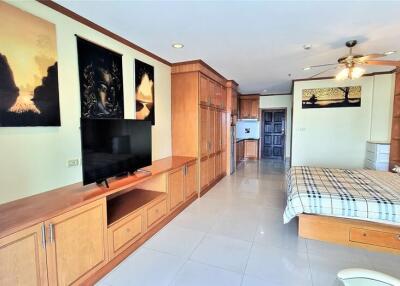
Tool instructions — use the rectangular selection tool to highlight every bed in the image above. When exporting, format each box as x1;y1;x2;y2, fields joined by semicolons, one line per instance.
284;166;400;254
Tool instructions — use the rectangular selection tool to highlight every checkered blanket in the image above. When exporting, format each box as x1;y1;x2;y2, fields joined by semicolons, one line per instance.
283;166;400;225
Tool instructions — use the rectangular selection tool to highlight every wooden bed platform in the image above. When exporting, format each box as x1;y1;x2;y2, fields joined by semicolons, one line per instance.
299;214;400;255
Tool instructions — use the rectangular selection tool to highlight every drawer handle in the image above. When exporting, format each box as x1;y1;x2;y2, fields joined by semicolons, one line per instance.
363;233;367;237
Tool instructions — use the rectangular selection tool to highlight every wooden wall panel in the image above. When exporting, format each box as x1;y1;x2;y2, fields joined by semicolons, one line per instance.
172;73;199;157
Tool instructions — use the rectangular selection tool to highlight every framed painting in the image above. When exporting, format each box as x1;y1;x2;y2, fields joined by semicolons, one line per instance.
77;37;124;118
135;59;155;125
302;86;361;109
0;2;60;126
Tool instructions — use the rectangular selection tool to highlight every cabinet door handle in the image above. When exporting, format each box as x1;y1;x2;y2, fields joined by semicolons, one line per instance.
41;224;46;249
49;223;54;243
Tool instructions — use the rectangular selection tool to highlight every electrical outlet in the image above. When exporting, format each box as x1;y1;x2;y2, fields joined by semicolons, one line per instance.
67;159;79;167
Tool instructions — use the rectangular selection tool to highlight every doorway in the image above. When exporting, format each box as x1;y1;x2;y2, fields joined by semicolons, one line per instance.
261;109;286;160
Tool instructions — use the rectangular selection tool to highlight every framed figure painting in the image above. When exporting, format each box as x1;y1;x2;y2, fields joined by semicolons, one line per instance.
77;37;124;119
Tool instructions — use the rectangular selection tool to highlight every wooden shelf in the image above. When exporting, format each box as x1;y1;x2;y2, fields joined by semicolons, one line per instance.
107;189;165;225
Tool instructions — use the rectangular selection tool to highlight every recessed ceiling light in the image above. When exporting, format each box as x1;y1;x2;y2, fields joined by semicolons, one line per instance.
303;67;311;71
303;44;312;50
261;89;268;95
172;43;184;49
384;51;396;55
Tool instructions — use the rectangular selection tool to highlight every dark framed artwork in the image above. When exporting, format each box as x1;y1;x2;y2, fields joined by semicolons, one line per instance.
302;86;361;109
135;59;155;125
77;37;124;118
0;2;60;127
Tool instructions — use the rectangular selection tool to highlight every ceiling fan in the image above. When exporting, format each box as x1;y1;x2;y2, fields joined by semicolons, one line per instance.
306;40;400;80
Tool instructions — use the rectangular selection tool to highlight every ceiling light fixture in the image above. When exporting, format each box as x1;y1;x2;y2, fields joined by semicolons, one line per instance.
384;51;396;55
335;66;365;80
303;44;312;50
172;43;184;49
303;67;311;71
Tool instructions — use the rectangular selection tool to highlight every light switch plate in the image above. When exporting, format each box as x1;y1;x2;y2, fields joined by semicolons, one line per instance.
67;159;79;167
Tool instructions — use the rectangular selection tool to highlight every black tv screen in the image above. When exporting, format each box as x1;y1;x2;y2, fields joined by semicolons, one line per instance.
80;118;152;185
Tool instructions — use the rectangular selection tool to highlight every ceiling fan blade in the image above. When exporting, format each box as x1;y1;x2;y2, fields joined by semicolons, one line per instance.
310;66;339;78
364;60;400;67
357;53;386;62
309;63;339;68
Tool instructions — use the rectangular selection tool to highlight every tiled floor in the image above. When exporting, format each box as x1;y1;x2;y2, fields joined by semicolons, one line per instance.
98;160;400;286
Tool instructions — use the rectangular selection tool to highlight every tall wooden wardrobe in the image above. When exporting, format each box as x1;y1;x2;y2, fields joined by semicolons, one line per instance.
390;70;400;169
172;60;228;195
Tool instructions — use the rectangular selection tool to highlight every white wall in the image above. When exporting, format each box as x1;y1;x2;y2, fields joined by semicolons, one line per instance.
0;1;171;204
291;74;394;169
236;121;260;139
259;94;293;158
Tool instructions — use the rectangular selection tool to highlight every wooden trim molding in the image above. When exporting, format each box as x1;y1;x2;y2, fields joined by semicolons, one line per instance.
172;59;228;83
37;0;171;66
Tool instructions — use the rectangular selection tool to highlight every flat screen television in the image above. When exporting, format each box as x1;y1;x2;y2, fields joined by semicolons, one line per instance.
80;118;152;185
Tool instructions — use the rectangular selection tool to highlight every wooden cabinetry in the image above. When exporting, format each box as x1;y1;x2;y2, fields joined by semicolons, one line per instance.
244;140;259;159
390;71;400;169
46;199;108;286
0;223;48;286
172;60;229;195
168;168;185;211
239;95;259;119
0;157;198;286
185;161;197;199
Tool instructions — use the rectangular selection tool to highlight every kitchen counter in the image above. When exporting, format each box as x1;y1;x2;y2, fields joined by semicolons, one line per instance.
236;138;259;143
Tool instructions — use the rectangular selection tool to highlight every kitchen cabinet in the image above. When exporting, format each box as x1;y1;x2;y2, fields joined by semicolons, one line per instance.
239;96;259;119
245;139;259;159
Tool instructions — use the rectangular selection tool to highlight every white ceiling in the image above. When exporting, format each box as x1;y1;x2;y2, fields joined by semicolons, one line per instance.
56;0;400;94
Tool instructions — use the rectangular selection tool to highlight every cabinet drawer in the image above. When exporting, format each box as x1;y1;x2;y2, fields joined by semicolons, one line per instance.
350;228;400;250
147;199;167;227
111;212;143;254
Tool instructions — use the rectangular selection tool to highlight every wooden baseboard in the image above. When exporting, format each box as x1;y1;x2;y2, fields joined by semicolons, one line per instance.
82;194;198;286
299;214;400;255
200;174;225;197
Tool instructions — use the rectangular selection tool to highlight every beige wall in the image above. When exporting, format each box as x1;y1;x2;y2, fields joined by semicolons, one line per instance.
260;94;293;158
291;74;394;169
0;1;171;204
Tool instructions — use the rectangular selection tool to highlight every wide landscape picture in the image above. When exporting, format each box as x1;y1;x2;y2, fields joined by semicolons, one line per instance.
302;86;361;109
0;2;60;126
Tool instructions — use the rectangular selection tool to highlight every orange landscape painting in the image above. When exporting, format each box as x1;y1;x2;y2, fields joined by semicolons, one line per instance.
0;2;60;126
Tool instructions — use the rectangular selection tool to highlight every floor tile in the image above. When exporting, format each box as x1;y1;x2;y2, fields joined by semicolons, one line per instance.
190;234;252;273
98;248;185;286
241;275;269;286
245;244;312;286
170;209;220;232
144;224;205;258
171;260;242;286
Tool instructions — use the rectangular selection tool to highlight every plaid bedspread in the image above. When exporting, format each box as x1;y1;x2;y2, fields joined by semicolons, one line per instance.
283;166;400;225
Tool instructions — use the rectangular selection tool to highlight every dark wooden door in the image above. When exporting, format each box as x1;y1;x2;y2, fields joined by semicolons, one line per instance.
262;110;285;159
